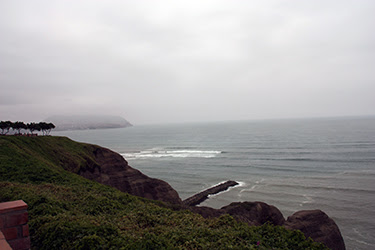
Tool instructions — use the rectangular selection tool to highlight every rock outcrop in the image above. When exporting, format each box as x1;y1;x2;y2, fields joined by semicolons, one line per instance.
184;201;345;249
188;206;226;218
284;210;345;250
79;147;182;205
221;201;286;226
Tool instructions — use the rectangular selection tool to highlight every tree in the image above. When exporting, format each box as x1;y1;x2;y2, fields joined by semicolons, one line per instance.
12;121;27;134
38;122;48;135
27;122;38;134
38;122;55;135
34;123;42;134
0;120;55;136
46;122;55;135
0;121;12;135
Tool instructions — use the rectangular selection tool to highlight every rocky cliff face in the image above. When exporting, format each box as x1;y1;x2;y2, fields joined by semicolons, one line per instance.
78;147;182;205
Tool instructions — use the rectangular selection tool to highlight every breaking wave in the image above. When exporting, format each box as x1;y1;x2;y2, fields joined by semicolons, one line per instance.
121;149;221;159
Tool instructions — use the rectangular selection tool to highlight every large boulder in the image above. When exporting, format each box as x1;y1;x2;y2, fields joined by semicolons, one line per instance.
221;201;285;226
220;203;345;249
78;147;182;205
284;210;345;250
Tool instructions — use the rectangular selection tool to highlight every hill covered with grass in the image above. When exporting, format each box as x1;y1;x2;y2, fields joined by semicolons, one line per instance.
0;136;327;249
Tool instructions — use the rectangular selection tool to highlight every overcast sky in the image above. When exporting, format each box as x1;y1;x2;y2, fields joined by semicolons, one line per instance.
1;0;374;124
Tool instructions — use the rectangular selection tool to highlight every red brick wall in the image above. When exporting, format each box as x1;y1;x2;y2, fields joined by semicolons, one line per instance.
0;200;30;250
0;230;12;250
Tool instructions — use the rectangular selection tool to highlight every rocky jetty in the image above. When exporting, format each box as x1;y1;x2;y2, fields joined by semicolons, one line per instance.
183;180;239;206
78;147;182;204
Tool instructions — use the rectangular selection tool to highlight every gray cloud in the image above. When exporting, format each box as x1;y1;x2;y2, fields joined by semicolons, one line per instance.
1;0;374;124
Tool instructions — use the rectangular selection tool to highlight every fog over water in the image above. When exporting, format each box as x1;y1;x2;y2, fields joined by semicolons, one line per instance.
1;1;375;124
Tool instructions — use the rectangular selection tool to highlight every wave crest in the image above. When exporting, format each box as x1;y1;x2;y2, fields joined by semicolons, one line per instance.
121;149;221;159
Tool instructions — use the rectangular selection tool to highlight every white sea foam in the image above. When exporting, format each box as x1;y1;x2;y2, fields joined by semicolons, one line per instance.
239;185;259;194
239;179;265;194
203;180;244;200
353;228;371;241
237;181;246;187
301;194;315;204
121;149;221;159
204;180;228;190
346;236;373;247
191;180;242;200
339;169;375;176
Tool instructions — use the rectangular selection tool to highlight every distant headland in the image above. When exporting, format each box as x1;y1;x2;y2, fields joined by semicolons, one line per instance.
45;115;132;131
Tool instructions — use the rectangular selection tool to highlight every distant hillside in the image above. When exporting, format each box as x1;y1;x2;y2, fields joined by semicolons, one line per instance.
45;115;132;131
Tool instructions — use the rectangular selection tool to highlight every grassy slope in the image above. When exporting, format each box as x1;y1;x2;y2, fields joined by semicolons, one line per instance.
0;136;327;249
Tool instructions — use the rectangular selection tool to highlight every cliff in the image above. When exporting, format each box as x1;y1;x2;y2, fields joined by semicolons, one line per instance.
0;136;338;249
78;146;182;204
0;135;179;205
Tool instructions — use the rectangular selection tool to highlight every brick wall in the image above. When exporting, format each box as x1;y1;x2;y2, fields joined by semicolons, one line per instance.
0;200;30;250
0;230;12;250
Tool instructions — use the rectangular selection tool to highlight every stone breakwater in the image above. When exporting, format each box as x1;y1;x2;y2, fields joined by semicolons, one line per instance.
182;180;239;206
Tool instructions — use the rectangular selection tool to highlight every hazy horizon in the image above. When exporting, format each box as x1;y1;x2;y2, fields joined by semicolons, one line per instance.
1;1;374;125
2;113;373;128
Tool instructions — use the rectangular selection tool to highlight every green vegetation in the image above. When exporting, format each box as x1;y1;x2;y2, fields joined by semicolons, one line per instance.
0;136;328;249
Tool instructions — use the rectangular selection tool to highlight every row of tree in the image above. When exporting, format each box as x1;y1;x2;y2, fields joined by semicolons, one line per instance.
0;121;55;136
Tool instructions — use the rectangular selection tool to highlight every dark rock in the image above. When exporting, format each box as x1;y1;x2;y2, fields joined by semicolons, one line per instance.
284;210;345;250
79;147;182;205
221;201;285;226
185;202;345;249
183;180;239;206
188;206;226;218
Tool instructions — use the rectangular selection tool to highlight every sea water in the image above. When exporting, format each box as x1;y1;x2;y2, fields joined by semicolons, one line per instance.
55;116;375;250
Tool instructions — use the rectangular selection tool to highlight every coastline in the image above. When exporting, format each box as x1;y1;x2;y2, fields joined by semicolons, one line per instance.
51;117;375;249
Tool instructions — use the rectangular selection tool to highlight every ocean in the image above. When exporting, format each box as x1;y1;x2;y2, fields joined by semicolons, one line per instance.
54;116;375;250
